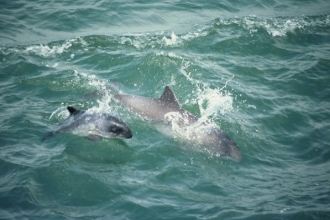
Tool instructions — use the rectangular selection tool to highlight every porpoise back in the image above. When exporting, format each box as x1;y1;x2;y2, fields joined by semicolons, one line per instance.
114;86;242;162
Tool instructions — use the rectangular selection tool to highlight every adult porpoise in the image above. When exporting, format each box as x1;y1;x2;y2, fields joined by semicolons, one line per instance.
113;86;242;162
42;106;133;141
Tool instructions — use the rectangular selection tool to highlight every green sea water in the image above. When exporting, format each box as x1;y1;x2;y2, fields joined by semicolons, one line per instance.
1;1;330;219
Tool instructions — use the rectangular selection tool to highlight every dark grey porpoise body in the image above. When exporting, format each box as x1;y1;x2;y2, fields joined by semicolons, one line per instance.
114;86;242;162
42;106;133;141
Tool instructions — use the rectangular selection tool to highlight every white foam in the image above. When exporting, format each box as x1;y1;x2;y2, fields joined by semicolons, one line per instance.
162;32;180;46
117;29;209;50
25;41;72;57
181;27;208;41
216;15;330;37
23;37;87;58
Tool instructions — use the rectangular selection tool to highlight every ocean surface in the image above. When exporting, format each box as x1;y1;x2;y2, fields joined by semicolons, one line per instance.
1;0;330;219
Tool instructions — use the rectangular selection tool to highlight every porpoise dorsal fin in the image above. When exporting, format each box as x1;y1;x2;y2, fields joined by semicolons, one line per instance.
159;86;180;108
67;106;79;115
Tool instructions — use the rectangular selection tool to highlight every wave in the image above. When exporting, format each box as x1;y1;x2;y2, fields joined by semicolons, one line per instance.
214;14;330;37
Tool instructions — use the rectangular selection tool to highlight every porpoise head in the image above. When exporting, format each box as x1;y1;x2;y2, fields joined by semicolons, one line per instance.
67;106;133;139
178;123;242;162
202;127;243;162
101;114;133;139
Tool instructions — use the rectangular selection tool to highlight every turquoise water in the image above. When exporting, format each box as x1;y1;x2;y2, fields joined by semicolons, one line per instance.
1;0;330;219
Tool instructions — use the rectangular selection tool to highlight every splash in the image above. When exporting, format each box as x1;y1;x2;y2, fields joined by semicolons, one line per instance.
155;48;235;123
73;70;114;109
46;69;117;121
49;106;69;120
173;53;234;121
162;32;180;46
197;86;233;120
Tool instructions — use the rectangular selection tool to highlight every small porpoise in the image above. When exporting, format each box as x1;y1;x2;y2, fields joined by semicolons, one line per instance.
113;86;242;162
42;106;133;142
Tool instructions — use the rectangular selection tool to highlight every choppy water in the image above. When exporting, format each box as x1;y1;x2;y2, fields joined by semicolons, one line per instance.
1;0;330;219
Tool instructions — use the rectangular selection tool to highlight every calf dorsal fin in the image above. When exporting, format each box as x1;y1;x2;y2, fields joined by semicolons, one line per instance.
67;106;79;115
159;86;180;108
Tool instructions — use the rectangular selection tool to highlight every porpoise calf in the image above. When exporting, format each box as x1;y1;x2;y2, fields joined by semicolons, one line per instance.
42;106;133;142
